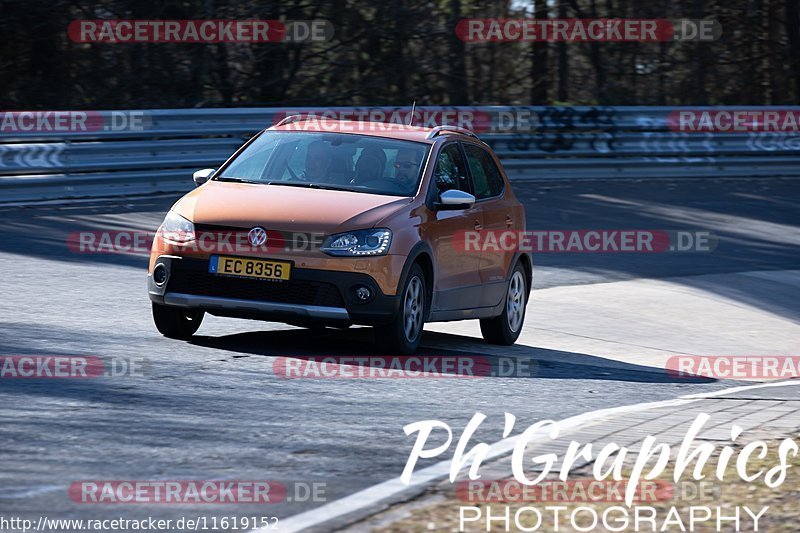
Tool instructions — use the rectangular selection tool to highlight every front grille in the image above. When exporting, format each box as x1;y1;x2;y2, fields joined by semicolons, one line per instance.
167;268;345;308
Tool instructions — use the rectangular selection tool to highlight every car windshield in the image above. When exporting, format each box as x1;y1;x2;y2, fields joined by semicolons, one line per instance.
216;131;430;197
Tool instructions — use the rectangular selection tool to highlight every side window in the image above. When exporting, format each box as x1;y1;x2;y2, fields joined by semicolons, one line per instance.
464;144;505;199
433;144;470;195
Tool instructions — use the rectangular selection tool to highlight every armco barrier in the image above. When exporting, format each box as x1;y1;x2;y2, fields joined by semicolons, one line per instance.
1;106;799;203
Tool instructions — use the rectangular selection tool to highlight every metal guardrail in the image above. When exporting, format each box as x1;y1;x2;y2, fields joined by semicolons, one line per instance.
1;106;799;203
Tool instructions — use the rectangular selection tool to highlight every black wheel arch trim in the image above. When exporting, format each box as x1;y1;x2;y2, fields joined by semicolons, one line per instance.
396;241;435;320
510;251;533;296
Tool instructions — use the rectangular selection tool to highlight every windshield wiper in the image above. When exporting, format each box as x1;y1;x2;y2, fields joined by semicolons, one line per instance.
265;181;349;191
214;176;259;183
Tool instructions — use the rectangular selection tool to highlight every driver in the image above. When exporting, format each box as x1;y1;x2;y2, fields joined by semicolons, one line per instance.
393;148;421;191
303;140;332;181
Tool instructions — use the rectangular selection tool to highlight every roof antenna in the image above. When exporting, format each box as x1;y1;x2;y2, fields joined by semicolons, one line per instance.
408;101;416;126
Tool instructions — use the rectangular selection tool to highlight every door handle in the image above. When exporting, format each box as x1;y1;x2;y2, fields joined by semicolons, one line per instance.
474;220;483;231
505;216;514;227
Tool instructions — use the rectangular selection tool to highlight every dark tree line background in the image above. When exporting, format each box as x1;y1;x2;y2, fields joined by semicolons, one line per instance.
2;0;800;109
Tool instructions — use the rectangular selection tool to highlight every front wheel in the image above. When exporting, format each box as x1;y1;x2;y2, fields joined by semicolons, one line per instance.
480;263;527;345
376;264;426;354
152;302;204;339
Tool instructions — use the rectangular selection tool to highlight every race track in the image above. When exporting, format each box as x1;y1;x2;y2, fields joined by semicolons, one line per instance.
1;178;798;530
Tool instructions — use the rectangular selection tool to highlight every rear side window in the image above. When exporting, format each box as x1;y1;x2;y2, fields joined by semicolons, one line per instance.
433;144;470;194
463;144;504;199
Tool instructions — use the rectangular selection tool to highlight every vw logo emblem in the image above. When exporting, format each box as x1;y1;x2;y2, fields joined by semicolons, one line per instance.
248;226;268;246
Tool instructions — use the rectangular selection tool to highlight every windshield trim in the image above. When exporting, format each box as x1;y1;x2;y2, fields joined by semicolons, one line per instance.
262;128;433;146
212;130;431;198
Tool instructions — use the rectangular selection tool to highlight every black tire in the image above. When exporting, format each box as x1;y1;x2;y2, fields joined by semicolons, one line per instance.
377;264;426;354
152;302;204;339
480;262;527;345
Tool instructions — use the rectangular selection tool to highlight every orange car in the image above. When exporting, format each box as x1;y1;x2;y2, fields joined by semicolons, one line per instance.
147;118;531;353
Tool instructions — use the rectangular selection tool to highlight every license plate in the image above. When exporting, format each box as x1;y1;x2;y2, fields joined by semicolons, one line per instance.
209;255;291;281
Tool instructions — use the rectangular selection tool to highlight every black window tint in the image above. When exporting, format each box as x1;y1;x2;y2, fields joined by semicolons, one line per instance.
433;144;470;195
464;144;504;199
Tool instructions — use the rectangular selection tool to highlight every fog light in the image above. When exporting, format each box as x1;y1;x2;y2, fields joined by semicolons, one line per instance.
153;264;168;286
355;286;371;301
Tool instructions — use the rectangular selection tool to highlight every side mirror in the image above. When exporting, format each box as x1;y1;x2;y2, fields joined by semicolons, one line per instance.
435;189;476;211
192;168;216;187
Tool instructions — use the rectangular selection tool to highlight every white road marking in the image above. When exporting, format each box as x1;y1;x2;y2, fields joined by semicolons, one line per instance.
265;379;800;533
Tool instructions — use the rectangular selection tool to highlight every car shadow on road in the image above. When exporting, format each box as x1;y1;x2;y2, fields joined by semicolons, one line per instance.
189;326;716;384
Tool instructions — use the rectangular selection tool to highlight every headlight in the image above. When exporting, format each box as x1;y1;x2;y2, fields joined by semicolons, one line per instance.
158;210;195;243
321;229;392;256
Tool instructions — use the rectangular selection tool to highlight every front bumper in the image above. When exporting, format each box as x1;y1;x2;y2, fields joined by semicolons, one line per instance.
148;255;401;325
163;292;350;321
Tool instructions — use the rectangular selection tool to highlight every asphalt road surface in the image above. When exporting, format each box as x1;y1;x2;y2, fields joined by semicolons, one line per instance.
1;177;798;530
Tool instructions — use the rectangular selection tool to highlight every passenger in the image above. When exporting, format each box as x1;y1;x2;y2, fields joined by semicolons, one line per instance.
352;146;386;184
353;154;382;184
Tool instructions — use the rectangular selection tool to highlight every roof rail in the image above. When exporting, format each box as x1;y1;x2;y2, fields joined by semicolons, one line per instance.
426;125;479;139
271;114;306;128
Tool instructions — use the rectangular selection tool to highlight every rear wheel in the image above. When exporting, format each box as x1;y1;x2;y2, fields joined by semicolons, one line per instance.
377;264;426;354
152;302;204;339
480;263;527;345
